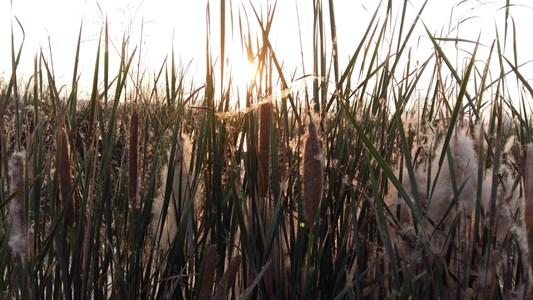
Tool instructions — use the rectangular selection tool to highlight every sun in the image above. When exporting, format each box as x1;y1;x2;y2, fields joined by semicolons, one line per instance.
227;46;258;107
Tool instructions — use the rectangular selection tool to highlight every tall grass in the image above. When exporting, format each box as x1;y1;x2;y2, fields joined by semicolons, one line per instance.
2;0;533;299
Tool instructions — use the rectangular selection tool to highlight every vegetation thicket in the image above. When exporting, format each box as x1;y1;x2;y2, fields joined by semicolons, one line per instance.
2;0;533;299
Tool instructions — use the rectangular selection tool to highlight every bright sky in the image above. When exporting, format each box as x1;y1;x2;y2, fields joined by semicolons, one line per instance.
1;0;533;101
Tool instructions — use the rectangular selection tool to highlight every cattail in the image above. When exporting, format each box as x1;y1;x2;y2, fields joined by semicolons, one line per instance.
302;117;323;224
8;152;28;258
427;133;478;231
129;109;139;205
172;134;194;207
58;125;75;226
152;133;201;250
151;134;203;250
198;244;217;300
212;254;242;300
258;102;272;198
524;144;533;276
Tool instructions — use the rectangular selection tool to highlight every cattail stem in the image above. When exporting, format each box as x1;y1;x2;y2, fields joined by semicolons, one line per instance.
58;126;75;226
129;109;139;206
8;152;27;259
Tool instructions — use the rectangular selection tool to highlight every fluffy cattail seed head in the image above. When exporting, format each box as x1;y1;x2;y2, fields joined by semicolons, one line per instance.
302;117;323;224
151;133;203;251
524;144;533;276
8;151;28;258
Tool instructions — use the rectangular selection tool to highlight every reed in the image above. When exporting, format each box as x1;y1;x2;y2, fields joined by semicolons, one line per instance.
128;108;139;206
58;125;75;226
1;0;532;298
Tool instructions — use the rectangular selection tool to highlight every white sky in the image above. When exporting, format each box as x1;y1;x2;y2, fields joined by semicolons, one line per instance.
1;0;533;101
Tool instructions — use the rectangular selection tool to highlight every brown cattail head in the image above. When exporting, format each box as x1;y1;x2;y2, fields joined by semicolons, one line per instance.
128;109;139;206
524;144;533;276
8;151;28;258
259;102;273;198
302;116;323;224
58;125;75;226
199;244;217;300
213;254;242;300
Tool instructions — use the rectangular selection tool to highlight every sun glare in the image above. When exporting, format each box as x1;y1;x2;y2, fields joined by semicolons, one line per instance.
227;47;258;108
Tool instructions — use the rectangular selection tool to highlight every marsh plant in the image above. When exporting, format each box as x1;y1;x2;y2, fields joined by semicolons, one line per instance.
151;132;203;251
386;126;531;298
2;0;533;299
7;151;29;260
